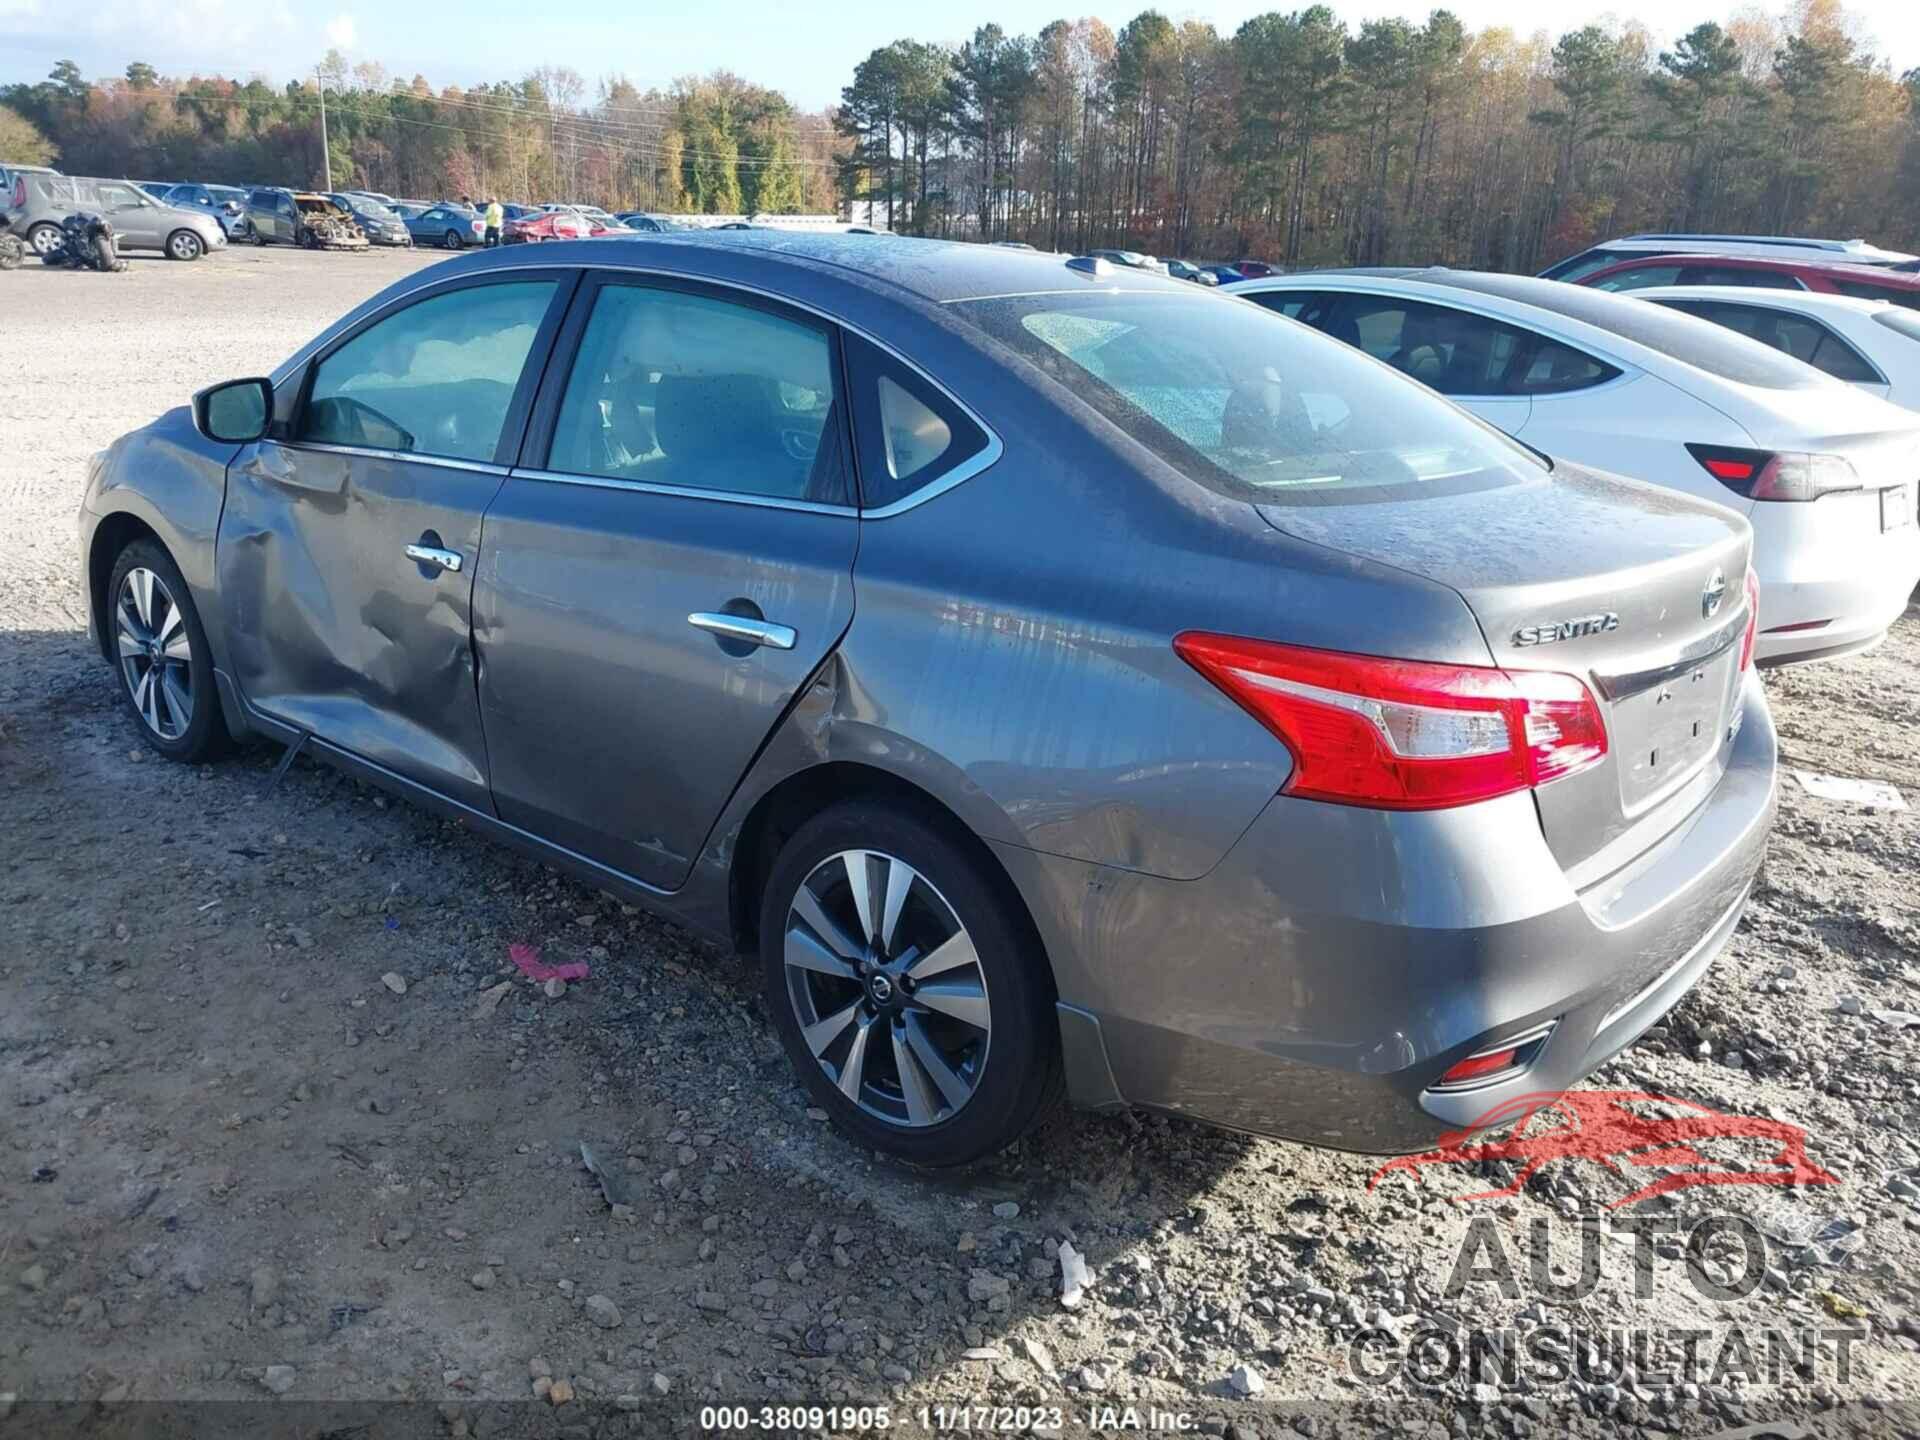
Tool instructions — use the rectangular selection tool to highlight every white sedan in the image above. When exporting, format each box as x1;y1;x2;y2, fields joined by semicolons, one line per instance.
1227;269;1920;667
1630;286;1920;411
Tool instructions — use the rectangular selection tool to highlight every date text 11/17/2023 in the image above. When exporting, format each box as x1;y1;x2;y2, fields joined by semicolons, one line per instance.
699;1404;1203;1432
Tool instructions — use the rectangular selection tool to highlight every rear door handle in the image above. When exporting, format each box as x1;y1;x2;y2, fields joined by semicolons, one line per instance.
688;612;796;650
405;543;463;573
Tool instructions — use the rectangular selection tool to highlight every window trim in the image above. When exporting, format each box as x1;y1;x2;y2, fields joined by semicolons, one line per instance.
282;268;580;469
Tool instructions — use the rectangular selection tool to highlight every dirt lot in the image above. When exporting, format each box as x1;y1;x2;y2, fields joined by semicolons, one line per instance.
2;246;1918;1439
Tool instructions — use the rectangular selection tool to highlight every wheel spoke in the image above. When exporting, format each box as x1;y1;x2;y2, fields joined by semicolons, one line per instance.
905;929;980;982
791;884;863;962
843;851;878;945
115;625;145;659
912;976;991;1030
130;570;154;629
132;669;158;733
835;1013;875;1102
160;670;191;734
802;1001;861;1057
117;596;149;644
892;1022;941;1125
903;1012;974;1109
163;631;193;662
156;601;185;650
879;858;916;955
784;924;859;981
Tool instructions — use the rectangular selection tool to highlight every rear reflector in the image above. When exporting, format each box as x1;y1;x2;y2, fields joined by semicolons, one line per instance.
1437;1048;1520;1087
1173;634;1608;811
1687;443;1770;495
1762;618;1830;634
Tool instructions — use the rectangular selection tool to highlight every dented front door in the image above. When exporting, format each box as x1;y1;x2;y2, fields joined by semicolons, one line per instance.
218;444;506;811
215;273;572;813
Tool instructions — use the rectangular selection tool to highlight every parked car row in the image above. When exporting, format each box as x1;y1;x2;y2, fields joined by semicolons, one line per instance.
4;170;227;260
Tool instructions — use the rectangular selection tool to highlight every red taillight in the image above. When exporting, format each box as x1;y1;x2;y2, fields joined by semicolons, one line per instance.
10;177;22;208
1173;634;1608;811
1738;568;1760;670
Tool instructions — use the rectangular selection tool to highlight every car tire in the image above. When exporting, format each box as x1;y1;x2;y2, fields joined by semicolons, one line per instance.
27;222;60;255
442;229;463;250
253;227;269;246
758;801;1061;1167
106;539;232;764
166;228;204;261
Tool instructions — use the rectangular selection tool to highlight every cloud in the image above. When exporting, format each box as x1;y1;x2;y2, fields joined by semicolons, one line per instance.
324;12;356;48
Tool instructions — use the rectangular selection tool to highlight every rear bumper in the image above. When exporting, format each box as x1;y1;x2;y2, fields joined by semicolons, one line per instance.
1001;671;1777;1153
1750;491;1920;666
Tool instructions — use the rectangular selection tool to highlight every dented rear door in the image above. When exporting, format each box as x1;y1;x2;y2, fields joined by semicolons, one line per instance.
217;271;577;812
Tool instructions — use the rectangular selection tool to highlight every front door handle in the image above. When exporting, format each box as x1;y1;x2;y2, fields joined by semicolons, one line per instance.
688;612;796;650
405;543;463;573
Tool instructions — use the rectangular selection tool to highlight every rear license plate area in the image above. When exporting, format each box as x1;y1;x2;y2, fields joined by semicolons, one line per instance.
1880;484;1913;533
1613;647;1738;813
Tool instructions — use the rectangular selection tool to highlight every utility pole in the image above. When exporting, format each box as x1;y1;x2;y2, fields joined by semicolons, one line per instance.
317;67;332;189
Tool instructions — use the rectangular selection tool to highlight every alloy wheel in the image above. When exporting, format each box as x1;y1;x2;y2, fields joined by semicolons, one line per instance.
28;224;59;255
115;567;194;740
783;849;991;1128
443;230;462;250
169;230;202;260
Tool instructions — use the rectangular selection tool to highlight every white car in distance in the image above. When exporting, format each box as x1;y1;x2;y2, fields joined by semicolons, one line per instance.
1226;269;1920;668
1633;286;1920;412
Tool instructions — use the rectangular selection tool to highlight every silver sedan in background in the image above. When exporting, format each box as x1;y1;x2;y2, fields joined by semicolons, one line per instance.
77;236;1775;1165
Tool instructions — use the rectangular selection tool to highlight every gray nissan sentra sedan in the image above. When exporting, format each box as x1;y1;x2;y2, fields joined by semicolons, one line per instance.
79;233;1777;1165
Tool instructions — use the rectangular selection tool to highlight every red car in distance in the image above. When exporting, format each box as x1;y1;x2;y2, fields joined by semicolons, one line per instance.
503;208;591;244
1574;252;1920;310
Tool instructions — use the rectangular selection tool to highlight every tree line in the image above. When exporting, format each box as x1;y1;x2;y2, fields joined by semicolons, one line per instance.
3;0;1917;270
835;0;1920;267
0;56;843;216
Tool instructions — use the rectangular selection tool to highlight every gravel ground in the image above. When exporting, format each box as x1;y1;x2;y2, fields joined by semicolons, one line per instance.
2;248;1918;1439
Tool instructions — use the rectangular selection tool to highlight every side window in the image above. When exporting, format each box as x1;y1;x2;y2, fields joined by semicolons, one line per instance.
1327;296;1537;397
298;280;559;463
1833;280;1920;312
845;336;991;511
547;282;849;505
1665;301;1878;382
248;190;273;209
1590;264;1683;292
1806;328;1881;383
96;182;142;209
1679;266;1802;290
1244;291;1338;330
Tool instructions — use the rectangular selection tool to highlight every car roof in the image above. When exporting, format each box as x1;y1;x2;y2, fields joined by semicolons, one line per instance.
1630;285;1895;315
1589;234;1918;265
551;229;1192;305
1583;252;1920;289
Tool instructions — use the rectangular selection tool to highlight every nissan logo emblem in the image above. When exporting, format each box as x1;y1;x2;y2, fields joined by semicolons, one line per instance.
1702;569;1727;619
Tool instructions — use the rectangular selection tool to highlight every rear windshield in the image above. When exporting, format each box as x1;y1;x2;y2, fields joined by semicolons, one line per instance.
949;290;1544;504
1874;309;1920;344
1424;274;1831;390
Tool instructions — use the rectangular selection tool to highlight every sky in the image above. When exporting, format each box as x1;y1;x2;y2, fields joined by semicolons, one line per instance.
2;0;1916;113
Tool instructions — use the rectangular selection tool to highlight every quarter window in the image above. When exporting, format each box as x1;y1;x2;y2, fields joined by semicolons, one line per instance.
845;337;991;510
1833;280;1920;312
547;282;849;505
298;280;558;463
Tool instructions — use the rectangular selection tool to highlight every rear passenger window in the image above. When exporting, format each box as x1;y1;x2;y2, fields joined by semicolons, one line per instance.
846;338;991;511
1679;266;1802;290
1323;295;1611;397
1243;291;1337;328
546;282;850;506
299;280;558;463
1654;300;1879;383
1591;265;1682;292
